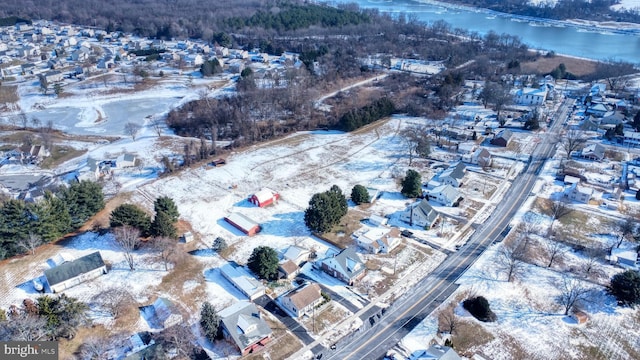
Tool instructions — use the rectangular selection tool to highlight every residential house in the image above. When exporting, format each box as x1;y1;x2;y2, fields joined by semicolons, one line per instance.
117;153;137;168
249;188;280;207
623;131;640;147
513;86;547;106
491;129;513;147
279;283;323;318
220;263;265;300
412;344;461;360
140;297;183;329
43;251;107;293
400;199;440;228
580;143;605;161
579;116;600;131
320;247;366;285
599;112;625;127
29;145;49;161
219;301;272;356
278;260;300;280
224;213;261;236
282;245;311;266
462;147;492;167
565;183;593;204
586;103;610;117
439;162;466;187
354;227;401;254
38;70;64;84
71;46;91;62
426;184;462;207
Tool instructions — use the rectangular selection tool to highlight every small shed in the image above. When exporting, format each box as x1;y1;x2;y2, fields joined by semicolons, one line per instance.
117;153;137;168
571;310;588;325
181;231;194;243
491;129;513;147
224;213;261;236
249;188;280;207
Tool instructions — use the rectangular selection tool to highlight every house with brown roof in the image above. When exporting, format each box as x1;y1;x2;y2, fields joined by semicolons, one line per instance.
279;283;323;318
278;260;300;280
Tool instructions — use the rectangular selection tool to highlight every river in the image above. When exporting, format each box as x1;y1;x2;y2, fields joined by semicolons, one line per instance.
332;0;640;63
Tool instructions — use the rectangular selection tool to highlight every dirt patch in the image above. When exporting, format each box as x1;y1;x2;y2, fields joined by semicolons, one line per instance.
451;319;495;357
316;209;367;249
520;55;598;78
301;302;350;335
245;312;303;360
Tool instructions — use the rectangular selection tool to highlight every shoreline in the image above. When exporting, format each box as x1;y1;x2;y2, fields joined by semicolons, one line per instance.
412;0;640;35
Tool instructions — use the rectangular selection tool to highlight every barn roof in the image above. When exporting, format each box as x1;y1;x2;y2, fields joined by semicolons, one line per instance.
44;251;105;286
225;213;260;232
252;188;278;203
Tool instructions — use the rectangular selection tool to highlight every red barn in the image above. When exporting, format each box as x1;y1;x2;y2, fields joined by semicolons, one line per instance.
224;213;261;236
249;188;280;207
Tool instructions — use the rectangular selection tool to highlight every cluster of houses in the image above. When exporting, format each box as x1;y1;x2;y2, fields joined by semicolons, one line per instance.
1;20;302;89
76;153;137;181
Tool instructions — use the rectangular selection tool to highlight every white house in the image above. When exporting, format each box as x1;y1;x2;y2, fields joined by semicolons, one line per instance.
353;227;401;254
43;251;107;293
438;162;466;188
320;247;366;285
400;199;439;228
565;183;593;204
220;263;265;300
462;147;492;167
514;86;547;106
425;184;462;207
117;153;137;168
282;245;311;266
580;143;605;161
279;283;323;318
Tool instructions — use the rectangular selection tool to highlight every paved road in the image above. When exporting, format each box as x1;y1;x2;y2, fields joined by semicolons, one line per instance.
315;98;573;360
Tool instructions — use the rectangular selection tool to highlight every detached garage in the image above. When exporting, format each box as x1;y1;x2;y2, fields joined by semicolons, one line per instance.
224;213;261;236
249;188;280;207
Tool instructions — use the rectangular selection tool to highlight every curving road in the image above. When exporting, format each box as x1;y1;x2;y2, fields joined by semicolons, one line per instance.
316;98;573;360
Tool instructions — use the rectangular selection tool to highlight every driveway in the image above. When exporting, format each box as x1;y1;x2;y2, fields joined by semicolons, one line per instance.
254;295;315;345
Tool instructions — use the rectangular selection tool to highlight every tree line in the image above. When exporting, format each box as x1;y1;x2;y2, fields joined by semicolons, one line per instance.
338;97;395;131
0;180;104;259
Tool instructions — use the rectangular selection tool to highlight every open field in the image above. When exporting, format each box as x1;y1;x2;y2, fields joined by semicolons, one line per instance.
520;55;598;77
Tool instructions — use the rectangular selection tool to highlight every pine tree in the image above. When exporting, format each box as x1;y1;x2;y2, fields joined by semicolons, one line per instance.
153;196;179;223
0;199;31;257
351;185;370;205
60;180;105;227
110;203;151;235
609;270;640;306
151;211;177;238
200;302;220;342
401;169;422;198
248;246;279;280
32;192;72;242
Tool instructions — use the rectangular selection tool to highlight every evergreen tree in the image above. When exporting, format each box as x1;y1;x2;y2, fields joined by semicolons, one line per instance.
351;185;370;205
247;246;279;280
633;110;640;131
462;296;497;322
59;180;105;227
304;185;348;233
609;270;640;306
110;203;151;235
32;192;72;242
154;196;179;223
0;199;31;257
37;294;88;340
151;211;177;238
636;189;640;201
200;302;220;342
401;170;422;198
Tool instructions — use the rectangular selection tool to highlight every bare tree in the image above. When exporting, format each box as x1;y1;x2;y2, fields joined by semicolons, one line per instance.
560;129;586;159
549;199;572;235
91;287;134;319
154;236;176;271
496;241;526;282
124;122;142;141
30;116;41;129
555;275;594;315
150;117;164;137
113;225;141;271
580;247;605;278
38;120;55;150
616;218;637;248
544;239;567;268
159;325;194;358
401;125;431;166
19;111;28;129
17;233;42;256
437;304;459;335
0;312;48;341
78;336;112;360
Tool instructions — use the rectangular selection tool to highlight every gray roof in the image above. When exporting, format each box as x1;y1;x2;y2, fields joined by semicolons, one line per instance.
495;129;513;142
326;247;365;279
44;251;105;286
414;344;462;360
440;162;465;181
225;212;260;232
219;301;272;351
415;200;439;224
429;184;460;203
